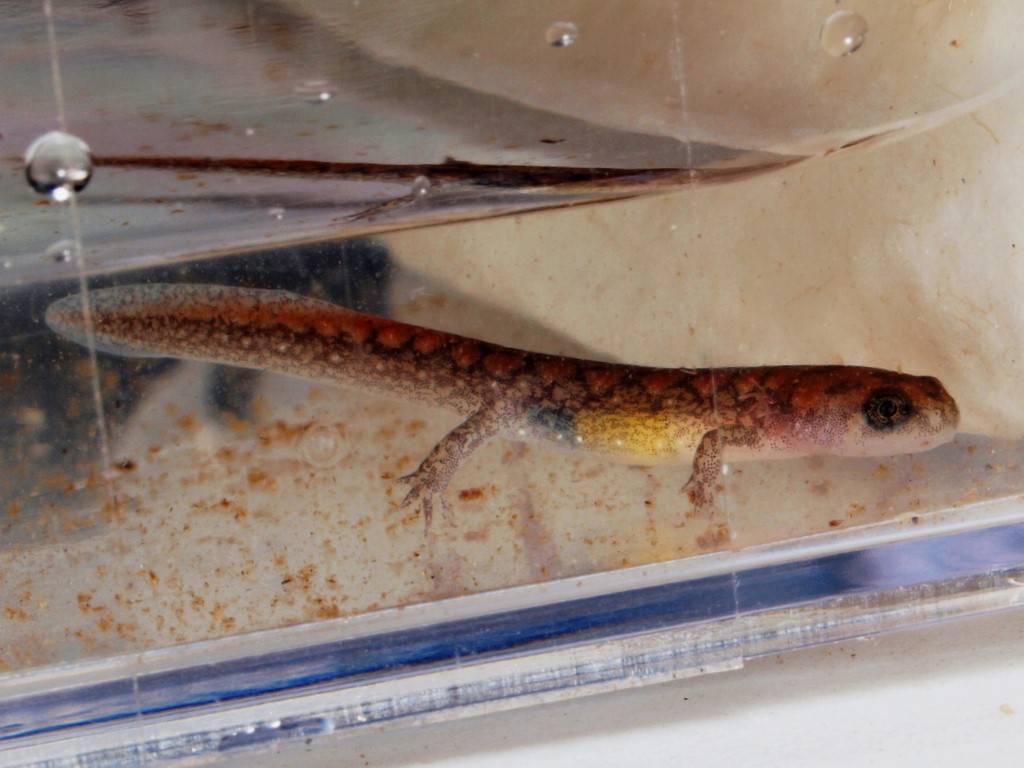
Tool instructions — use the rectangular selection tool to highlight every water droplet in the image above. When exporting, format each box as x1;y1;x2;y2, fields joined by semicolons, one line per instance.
300;423;341;467
268;207;285;220
44;239;80;263
24;131;93;199
2;259;11;269
546;21;578;47
294;79;337;104
410;175;432;198
820;11;868;57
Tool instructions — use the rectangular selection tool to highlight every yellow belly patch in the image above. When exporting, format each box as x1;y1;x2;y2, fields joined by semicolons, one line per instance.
571;410;709;464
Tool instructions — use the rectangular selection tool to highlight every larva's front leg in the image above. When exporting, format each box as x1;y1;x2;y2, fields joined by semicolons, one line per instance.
682;425;761;519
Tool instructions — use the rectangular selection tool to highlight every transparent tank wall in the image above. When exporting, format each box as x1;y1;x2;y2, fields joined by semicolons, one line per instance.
3;0;1024;751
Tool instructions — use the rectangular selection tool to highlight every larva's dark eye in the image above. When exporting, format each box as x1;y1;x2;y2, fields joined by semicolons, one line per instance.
863;388;913;431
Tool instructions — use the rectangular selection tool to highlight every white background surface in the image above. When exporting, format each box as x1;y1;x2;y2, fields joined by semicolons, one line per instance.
240;607;1024;767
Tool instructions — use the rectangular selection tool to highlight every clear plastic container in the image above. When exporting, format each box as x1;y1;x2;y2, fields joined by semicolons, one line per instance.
3;2;1024;766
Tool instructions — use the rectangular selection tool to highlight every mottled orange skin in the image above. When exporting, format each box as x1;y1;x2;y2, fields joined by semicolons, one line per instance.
46;284;960;525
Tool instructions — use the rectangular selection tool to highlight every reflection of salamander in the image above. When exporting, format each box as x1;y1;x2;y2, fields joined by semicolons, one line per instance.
47;284;960;527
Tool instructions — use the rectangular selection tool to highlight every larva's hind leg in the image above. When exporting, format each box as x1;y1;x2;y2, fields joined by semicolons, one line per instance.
398;398;523;529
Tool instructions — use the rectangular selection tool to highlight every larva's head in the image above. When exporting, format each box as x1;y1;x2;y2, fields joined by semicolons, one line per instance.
763;366;960;458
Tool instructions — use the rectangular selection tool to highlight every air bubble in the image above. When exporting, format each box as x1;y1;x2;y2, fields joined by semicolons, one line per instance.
44;239;79;263
820;11;868;57
410;175;432;198
546;21;578;47
295;79;337;104
300;423;341;467
24;131;93;200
